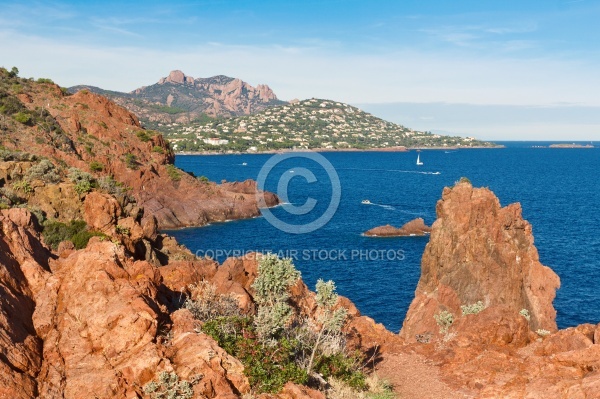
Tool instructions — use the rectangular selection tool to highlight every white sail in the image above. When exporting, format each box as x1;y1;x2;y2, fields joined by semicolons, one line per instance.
416;153;423;166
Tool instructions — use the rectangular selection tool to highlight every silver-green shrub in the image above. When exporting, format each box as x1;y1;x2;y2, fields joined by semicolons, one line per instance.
434;310;454;334
25;159;61;183
306;279;348;374
536;329;551;337
143;371;196;399
519;309;531;321
68;167;94;194
184;281;241;322
461;301;486;316
252;254;301;341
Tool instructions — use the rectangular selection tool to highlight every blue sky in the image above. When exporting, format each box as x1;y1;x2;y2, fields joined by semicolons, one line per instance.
1;0;599;140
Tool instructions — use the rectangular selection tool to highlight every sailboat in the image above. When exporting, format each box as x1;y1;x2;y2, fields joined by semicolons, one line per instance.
416;152;424;166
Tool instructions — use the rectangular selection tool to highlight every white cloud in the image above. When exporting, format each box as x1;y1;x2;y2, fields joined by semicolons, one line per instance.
2;29;600;139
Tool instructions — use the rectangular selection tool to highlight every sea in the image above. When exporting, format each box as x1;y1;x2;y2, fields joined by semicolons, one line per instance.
168;142;600;332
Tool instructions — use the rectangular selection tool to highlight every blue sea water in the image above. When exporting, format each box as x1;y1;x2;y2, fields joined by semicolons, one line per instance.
169;142;600;332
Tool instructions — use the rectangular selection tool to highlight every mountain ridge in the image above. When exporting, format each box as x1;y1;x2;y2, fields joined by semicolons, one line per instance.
69;70;286;124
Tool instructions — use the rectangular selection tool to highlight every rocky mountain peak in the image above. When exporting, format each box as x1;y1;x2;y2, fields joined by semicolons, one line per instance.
158;70;195;85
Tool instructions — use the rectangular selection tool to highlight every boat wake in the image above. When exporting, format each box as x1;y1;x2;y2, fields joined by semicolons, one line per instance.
341;167;440;175
363;201;427;216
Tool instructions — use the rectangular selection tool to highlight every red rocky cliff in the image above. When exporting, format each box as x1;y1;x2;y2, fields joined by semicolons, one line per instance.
401;180;560;341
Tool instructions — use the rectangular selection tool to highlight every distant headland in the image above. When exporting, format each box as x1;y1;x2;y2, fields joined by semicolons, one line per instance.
549;143;595;148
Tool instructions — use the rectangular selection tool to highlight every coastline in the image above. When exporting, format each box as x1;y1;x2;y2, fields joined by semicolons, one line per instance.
176;144;504;156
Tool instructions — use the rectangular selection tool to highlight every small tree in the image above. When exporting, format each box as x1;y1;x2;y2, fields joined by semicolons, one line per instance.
252;254;301;341
8;67;19;78
306;279;347;375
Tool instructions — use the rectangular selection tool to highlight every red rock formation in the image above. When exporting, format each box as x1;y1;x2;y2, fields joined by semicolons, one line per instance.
5;78;278;229
0;208;255;398
364;217;431;237
0;209;48;399
400;181;560;343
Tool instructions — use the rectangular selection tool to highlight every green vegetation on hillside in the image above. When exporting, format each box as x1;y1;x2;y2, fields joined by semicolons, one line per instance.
190;254;375;395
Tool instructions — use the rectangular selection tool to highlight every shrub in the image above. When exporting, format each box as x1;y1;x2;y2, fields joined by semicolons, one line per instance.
184;281;242;322
202;316;308;394
519;309;531;321
198;175;210;184
152;145;164;154
8;67;19;78
252;254;301;341
71;230;106;249
68;168;94;194
0;187;23;205
306;279;348;374
42;220;88;249
89;160;103;172
115;225;130;236
12;180;33;195
97;176;127;197
536;329;551;337
315;352;366;390
37;78;54;84
26;159;61;183
461;300;486;316
136;130;151;142
143;371;198;399
166;164;181;181
125;153;138;169
434;310;454;334
14;111;32;125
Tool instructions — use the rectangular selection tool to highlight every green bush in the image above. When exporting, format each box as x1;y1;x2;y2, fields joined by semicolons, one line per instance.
42;220;88;249
306;279;348;374
195;255;367;395
115;225;130;236
125;153;138;169
202;316;308;393
152;145;164;154
12;180;32;195
165;164;181;181
97;176;127;197
8;67;19;78
14;112;32;125
198;175;210;184
68;168;94;194
136;130;151;142
89;160;104;172
37;78;54;84
71;230;106;249
315;352;367;390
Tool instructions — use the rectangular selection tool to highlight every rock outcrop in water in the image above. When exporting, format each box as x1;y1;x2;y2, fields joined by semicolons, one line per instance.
364;218;431;237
